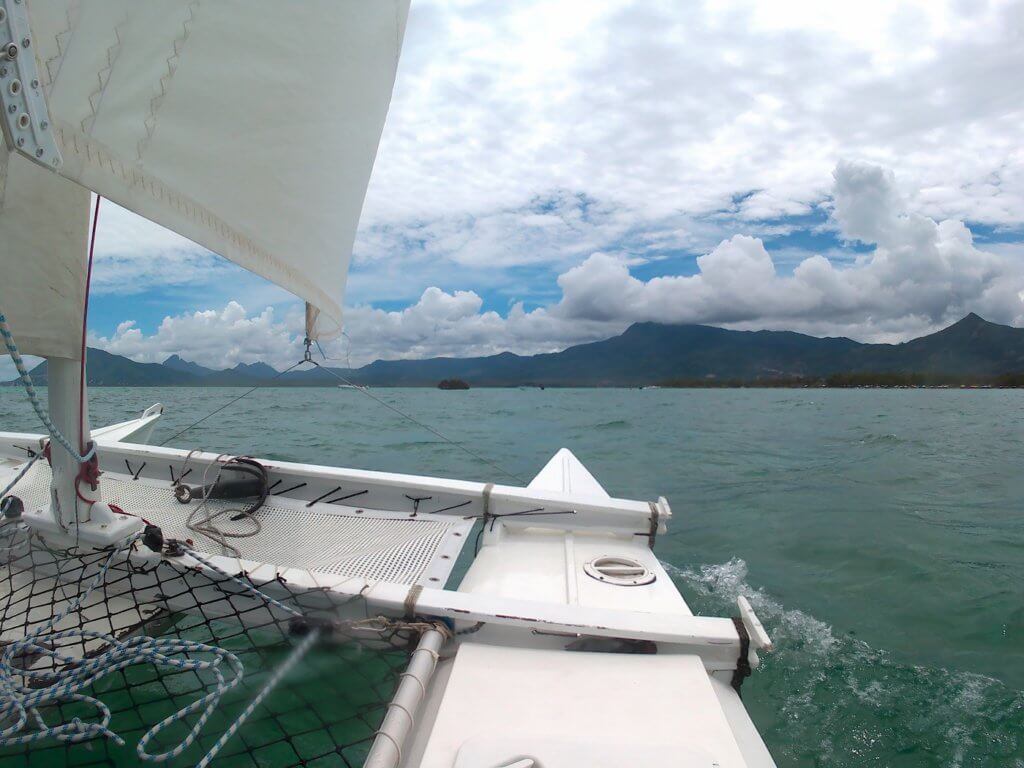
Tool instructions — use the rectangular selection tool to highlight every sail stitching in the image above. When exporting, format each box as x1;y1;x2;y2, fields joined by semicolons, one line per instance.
54;122;341;320
137;1;200;162
43;0;80;94
0;147;7;210
81;12;130;137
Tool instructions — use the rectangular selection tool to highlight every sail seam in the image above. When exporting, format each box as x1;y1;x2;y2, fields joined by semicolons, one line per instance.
137;0;200;162
0;147;7;210
55;121;340;324
43;0;80;94
81;12;130;137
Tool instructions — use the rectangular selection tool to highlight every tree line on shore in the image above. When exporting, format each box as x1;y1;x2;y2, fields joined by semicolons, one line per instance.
656;372;1024;388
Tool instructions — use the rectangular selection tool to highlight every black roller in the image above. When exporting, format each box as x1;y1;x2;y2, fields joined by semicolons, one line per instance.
174;457;269;521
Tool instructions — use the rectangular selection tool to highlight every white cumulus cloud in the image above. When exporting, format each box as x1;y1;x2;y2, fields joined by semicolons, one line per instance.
545;161;1023;340
88;303;303;369
74;161;1024;372
362;0;1024;228
56;0;1024;319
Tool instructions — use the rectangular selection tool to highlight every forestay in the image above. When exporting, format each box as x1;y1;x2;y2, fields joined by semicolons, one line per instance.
6;0;410;341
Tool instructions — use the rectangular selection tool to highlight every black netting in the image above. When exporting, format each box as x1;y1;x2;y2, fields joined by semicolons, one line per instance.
0;526;415;768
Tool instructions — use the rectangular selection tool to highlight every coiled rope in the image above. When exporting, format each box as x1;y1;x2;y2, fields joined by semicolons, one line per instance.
0;536;242;761
0;535;323;765
180;454;269;558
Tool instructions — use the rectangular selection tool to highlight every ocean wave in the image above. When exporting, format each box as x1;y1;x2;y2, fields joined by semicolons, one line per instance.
857;432;906;445
662;558;1024;767
592;419;631;430
384;439;447;450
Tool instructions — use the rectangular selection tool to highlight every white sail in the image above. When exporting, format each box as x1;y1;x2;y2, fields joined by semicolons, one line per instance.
0;150;89;359
15;0;410;341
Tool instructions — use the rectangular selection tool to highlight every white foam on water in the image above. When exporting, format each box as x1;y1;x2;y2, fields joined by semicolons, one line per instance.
663;558;837;657
661;558;1024;767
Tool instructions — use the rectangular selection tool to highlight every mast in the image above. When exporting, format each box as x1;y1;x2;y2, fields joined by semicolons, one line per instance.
1;0;411;543
45;356;97;526
48;192;101;530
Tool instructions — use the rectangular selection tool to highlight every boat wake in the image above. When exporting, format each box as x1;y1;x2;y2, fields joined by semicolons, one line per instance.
663;559;1024;767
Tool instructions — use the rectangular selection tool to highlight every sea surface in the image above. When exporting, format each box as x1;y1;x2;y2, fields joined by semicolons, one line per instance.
1;386;1022;766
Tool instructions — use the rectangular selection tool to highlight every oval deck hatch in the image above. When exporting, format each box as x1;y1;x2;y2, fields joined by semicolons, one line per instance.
583;555;656;586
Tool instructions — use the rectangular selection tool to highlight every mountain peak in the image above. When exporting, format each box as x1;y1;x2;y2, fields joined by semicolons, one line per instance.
10;315;1024;388
230;361;279;378
951;312;1013;332
937;312;1001;335
162;354;214;377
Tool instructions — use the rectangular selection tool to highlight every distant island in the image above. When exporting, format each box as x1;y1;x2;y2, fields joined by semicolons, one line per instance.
8;313;1024;388
438;378;470;390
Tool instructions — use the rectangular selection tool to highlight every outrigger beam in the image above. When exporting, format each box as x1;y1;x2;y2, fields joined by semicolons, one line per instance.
171;548;770;672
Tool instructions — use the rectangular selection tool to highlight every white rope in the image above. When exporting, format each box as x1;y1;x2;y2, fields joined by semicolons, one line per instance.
182;454;262;558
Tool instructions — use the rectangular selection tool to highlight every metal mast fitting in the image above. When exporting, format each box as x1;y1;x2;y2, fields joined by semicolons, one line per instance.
0;0;62;168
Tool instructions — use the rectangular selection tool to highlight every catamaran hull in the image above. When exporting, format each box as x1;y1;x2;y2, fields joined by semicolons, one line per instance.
0;409;776;767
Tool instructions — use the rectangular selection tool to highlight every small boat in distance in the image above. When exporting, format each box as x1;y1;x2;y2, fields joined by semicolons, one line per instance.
337;383;368;391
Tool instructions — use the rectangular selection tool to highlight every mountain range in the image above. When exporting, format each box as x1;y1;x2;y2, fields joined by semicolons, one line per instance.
9;313;1024;388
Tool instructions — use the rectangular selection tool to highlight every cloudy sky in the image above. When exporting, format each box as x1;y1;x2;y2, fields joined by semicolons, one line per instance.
39;0;1024;372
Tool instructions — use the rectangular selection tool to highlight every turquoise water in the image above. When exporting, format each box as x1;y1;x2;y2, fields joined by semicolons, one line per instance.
2;387;1022;766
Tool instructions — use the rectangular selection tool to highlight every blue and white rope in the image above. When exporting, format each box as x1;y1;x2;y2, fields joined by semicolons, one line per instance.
0;452;42;501
194;627;321;768
0;538;241;759
0;312;343;761
0;537;327;764
0;312;95;464
181;545;303;618
0;630;244;757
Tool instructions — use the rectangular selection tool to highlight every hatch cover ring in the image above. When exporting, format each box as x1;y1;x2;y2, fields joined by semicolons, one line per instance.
583;555;656;586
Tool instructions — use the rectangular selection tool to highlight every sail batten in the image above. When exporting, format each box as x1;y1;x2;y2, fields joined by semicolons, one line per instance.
6;0;411;342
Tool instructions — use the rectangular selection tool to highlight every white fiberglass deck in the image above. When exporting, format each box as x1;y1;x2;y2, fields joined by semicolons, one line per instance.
416;643;750;768
13;461;472;586
0;416;777;767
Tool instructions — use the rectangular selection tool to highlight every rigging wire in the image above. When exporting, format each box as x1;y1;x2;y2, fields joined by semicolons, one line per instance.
307;359;527;484
157;360;304;447
160;337;525;484
80;195;101;454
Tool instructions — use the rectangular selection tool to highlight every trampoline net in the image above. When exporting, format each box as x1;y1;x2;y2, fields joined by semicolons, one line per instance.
0;525;421;768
